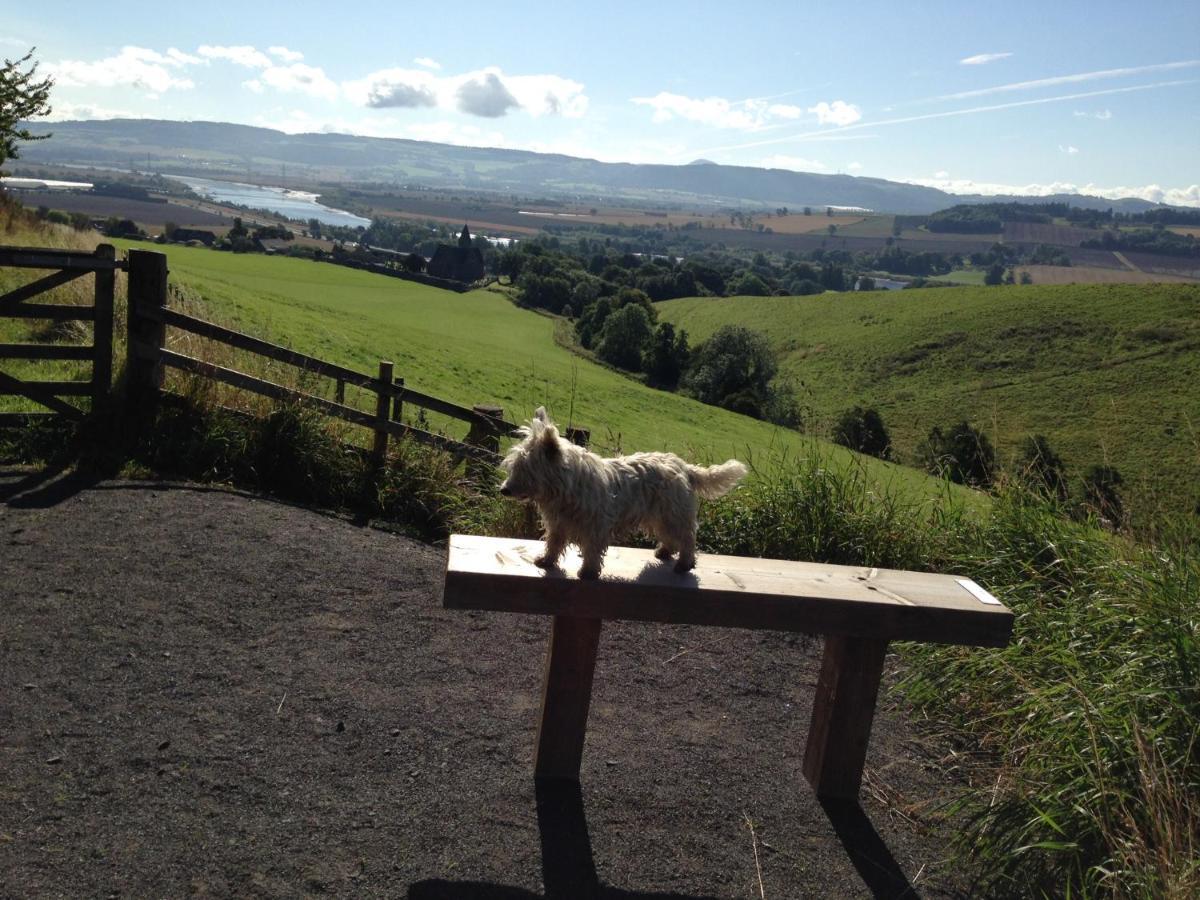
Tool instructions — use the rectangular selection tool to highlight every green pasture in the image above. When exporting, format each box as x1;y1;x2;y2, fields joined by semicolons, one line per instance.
108;239;967;505
657;284;1200;523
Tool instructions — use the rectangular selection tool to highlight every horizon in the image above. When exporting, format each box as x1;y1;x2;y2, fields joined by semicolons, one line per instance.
7;0;1199;207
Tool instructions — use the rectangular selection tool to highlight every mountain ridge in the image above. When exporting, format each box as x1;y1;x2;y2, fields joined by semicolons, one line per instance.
17;117;1168;215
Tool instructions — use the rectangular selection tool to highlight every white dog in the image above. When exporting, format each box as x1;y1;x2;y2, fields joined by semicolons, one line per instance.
499;407;748;579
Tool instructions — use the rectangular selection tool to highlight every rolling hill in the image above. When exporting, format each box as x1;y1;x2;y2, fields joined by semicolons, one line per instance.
656;284;1200;525
104;238;970;508
20;118;1168;215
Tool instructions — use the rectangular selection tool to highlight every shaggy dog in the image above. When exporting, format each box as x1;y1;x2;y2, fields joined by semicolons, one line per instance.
499;407;748;579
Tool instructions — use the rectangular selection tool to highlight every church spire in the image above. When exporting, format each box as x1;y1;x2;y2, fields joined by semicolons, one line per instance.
458;223;472;247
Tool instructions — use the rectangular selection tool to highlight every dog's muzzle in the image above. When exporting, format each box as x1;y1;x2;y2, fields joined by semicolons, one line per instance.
499;483;512;496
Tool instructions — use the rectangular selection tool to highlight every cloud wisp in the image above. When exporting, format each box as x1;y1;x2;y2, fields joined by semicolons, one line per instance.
928;59;1200;103
960;52;1012;66
906;174;1200;208
689;79;1195;157
632;91;857;131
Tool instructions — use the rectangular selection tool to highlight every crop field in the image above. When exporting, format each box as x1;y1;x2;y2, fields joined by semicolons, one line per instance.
1168;226;1200;238
107;239;968;505
1124;251;1200;279
657;283;1200;524
1020;264;1199;285
10;190;229;229
1003;221;1102;246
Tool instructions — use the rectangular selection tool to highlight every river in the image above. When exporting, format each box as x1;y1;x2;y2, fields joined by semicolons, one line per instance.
168;175;372;229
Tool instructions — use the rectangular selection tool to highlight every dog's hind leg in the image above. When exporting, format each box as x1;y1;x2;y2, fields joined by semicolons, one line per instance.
654;541;676;560
673;529;698;574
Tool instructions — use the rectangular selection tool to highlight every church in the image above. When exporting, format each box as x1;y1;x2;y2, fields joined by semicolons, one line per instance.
426;224;486;284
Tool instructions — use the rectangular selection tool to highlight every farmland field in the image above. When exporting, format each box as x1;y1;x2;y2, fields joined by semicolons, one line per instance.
107;239;969;505
1003;221;1102;246
1020;264;1200;284
11;190;229;228
657;284;1200;525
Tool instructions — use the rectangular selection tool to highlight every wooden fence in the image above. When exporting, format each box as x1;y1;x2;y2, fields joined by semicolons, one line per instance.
120;250;589;464
3;245;586;463
0;244;122;427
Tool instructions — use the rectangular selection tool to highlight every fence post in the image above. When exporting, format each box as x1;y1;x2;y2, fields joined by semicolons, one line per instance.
392;376;404;425
91;244;116;409
566;427;590;448
126;249;169;400
372;360;393;468
335;378;345;405
466;404;504;481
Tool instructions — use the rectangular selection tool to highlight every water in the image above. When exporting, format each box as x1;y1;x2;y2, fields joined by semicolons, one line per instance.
169;175;372;229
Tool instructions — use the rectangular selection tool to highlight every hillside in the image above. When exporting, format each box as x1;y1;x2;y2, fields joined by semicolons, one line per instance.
106;239;975;507
20;118;1167;214
657;284;1200;525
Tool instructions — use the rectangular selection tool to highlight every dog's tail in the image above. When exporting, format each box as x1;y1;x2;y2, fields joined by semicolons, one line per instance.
688;459;749;500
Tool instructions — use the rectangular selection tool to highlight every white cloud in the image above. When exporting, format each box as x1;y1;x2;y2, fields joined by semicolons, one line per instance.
42;99;144;121
761;154;828;172
930;59;1200;102
632;93;816;130
847;161;864;171
47;46;196;93
260;62;340;101
414;57;441;70
960;52;1012;66
904;175;1200;208
197;44;272;68
1073;108;1113;120
1059;144;1080;154
808;100;862;126
456;72;519;117
348;66;587;119
243;79;264;94
268;46;304;62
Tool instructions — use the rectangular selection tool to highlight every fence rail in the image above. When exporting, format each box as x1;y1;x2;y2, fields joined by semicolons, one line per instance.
3;245;587;466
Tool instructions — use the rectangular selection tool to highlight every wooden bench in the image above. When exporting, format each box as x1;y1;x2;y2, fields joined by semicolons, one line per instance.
443;535;1013;801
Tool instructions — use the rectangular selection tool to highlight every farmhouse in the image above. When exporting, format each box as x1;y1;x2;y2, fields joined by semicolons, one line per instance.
426;223;485;283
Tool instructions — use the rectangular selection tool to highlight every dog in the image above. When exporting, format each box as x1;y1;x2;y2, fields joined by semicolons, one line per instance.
499;407;748;579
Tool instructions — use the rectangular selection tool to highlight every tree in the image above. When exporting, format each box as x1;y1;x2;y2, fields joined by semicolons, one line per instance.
0;49;53;172
643;322;690;390
1017;434;1068;502
984;262;1006;285
832;406;892;459
683;325;778;415
731;272;770;296
920;421;996;487
597;303;653;371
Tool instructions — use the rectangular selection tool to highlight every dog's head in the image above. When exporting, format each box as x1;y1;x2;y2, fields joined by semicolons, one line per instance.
499;407;564;501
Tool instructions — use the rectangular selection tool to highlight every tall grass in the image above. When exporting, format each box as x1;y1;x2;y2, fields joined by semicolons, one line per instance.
696;448;1198;897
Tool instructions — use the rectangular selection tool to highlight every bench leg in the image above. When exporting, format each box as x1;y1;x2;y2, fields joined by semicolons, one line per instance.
802;635;889;801
535;615;603;781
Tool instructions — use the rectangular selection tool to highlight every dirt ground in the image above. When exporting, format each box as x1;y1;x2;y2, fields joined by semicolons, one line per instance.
1;469;978;898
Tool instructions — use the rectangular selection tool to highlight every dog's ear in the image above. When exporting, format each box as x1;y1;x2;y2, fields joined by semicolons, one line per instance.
539;423;561;458
534;406;548;423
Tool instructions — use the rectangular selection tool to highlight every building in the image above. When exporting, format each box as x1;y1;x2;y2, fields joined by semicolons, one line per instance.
426;224;485;284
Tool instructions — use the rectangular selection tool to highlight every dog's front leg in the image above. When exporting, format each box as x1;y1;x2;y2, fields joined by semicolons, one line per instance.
577;540;607;580
535;528;568;569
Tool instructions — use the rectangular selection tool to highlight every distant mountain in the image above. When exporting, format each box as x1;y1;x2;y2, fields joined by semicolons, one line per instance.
16;118;1171;216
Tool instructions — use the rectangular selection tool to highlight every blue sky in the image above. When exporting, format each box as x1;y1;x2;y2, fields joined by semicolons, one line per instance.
8;0;1199;205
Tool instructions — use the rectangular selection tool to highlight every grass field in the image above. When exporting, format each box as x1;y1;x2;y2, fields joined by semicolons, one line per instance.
657;284;1200;525
105;239;970;505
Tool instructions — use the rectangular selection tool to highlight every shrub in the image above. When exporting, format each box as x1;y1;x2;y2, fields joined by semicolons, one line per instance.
831;406;892;460
683;325;778;415
1016;434;1068;502
920;421;996;487
596;302;653;371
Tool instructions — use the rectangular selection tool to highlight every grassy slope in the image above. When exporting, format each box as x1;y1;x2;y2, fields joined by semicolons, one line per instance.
106;239;972;505
657;284;1200;523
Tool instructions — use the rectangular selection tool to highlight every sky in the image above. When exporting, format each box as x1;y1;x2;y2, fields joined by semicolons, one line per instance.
7;0;1200;205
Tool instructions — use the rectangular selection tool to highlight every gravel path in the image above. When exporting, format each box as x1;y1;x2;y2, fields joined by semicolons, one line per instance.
1;468;971;898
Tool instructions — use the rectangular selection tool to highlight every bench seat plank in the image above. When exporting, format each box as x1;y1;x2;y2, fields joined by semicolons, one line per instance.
444;535;1012;647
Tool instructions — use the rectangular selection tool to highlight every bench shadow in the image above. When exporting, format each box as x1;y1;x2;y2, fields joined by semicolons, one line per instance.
818;797;921;900
407;779;726;900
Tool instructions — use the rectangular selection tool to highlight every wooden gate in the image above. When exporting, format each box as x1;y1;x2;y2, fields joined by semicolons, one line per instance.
0;244;123;426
